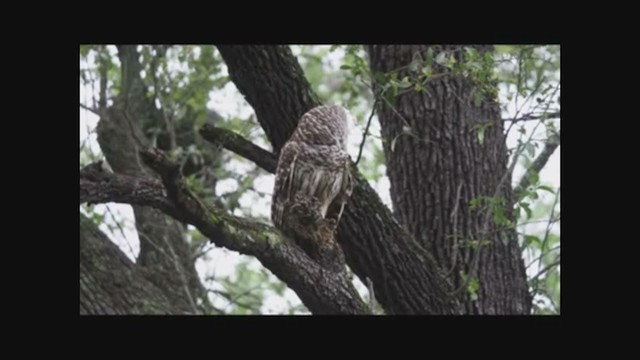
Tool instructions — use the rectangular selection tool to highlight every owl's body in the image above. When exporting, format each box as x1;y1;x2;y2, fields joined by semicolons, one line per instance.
271;105;353;271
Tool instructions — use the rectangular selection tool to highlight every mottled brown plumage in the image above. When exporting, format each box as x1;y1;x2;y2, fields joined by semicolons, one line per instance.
271;105;353;272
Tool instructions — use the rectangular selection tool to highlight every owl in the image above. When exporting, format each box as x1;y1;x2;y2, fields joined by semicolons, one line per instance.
271;105;353;271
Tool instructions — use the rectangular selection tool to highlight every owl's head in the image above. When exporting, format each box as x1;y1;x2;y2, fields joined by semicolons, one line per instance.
296;105;350;148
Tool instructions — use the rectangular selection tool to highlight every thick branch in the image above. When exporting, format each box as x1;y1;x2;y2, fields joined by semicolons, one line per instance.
217;45;459;314
199;124;277;173
80;212;183;314
216;45;321;153
514;130;560;197
80;159;369;315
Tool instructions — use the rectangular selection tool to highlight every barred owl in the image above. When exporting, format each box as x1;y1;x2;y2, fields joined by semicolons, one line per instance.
271;105;353;271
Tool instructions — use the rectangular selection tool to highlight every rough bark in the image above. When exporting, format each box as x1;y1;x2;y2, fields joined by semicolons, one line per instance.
217;45;459;314
367;45;531;314
80;213;187;314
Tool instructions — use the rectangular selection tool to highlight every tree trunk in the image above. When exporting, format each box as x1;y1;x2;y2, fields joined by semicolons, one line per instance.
218;45;459;314
367;45;531;314
87;45;210;314
80;213;187;314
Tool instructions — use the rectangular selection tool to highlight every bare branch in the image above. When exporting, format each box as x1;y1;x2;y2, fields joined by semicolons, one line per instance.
199;124;277;173
79;102;101;117
504;111;560;123
530;258;560;283
355;98;379;166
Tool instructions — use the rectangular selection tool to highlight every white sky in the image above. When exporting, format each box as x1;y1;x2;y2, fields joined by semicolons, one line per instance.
80;45;560;314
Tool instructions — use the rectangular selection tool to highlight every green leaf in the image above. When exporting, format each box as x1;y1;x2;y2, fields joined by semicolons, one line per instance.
524;235;542;248
398;78;412;89
464;47;477;60
526;143;536;157
474;92;484;107
520;202;532;219
467;277;480;300
372;71;387;84
80;45;92;57
538;185;555;194
447;56;457;68
409;59;419;72
524;171;538;187
435;51;447;65
469;62;483;70
390;135;399;152
493;205;509;226
469;197;481;210
478;126;486;145
91;212;105;225
426;47;434;65
483;51;493;63
494;45;514;54
340;64;352;70
422;65;432;79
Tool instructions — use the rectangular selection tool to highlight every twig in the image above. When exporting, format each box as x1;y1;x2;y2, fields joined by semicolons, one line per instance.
79;102;101;117
210;289;262;313
514;131;560;198
445;183;464;277
504;111;560;123
530;258;560;283
538;188;560;273
355;97;379;166
104;205;137;259
526;244;560;269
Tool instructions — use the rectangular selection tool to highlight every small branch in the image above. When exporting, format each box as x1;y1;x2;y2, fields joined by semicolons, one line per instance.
79;103;102;117
445;183;464;277
199;124;277;173
514;130;560;197
98;45;108;112
538;187;560;273
504;111;560;123
355;98;379;166
530;258;560;283
526;244;560;269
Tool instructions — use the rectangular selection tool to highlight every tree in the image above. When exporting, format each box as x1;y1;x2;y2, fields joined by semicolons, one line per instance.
80;44;560;315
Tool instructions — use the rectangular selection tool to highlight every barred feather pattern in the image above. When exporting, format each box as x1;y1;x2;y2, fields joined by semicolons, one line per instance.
271;105;353;270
